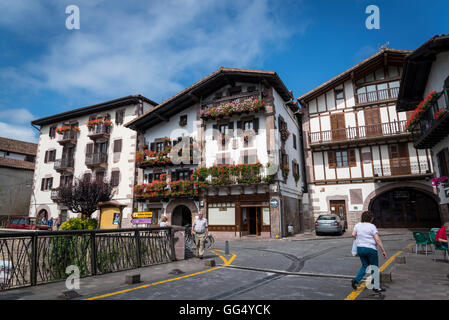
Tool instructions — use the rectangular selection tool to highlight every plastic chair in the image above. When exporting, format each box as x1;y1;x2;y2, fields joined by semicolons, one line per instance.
429;231;449;262
412;231;432;255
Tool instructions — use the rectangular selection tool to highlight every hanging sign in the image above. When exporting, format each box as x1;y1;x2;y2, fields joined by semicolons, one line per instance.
131;218;153;224
132;212;153;219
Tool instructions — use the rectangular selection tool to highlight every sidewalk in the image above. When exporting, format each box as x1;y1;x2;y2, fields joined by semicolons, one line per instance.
358;245;449;300
0;256;212;300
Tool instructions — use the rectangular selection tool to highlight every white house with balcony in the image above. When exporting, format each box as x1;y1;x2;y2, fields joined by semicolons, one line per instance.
298;48;439;231
127;68;306;238
397;34;449;227
29;95;157;228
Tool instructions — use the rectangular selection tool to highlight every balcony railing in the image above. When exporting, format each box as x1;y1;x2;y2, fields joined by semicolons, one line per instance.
309;120;408;145
356;87;399;105
200;91;264;119
134;179;197;199
57;130;78;145
85;153;108;167
412;92;449;149
88;124;111;140
50;189;59;200
373;162;431;178
54;158;74;171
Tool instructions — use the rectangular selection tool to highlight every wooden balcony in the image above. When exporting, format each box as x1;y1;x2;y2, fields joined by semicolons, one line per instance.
87;124;111;142
57;131;78;146
412;93;449;149
308;120;410;149
85;153;108;169
200;91;264;120
356;87;399;107
54;158;74;173
372;162;433;182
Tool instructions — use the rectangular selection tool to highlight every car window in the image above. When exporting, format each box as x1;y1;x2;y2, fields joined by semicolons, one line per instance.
10;218;26;224
317;215;336;220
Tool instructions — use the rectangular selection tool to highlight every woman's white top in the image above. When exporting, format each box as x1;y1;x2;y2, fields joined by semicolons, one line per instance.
160;222;168;227
354;222;378;250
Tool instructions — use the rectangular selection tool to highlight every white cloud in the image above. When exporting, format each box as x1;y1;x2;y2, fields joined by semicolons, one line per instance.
0;108;35;124
1;0;306;102
0;121;37;143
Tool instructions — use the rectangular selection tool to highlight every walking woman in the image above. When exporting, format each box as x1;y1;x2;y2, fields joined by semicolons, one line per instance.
351;211;387;293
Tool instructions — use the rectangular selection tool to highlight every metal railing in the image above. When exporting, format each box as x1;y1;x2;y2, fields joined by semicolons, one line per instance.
54;158;74;170
357;87;399;104
88;124;111;135
58;130;78;142
309;120;407;145
85;153;108;166
0;227;175;290
412;92;448;138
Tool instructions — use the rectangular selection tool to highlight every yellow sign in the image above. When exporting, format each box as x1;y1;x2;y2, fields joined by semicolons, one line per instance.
132;212;153;218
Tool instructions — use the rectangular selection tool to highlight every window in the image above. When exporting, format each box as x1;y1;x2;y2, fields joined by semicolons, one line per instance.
335;89;344;100
45;150;56;163
83;173;92;183
60;210;68;223
244;121;253;131
437;148;449;177
116;110;125;125
96;171;105;182
60;175;73;188
219;124;228;135
49;126;56;138
328;150;356;168
153;172;165;181
156;142;164;152
179;115;187;126
111;171;120;187
293;133;297;150
336;151;348;167
136;102;144;116
41;178;53;191
173;170;191;181
113;139;122;153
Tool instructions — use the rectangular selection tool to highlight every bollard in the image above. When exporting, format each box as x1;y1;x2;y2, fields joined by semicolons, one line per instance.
380;272;392;283
396;256;406;264
225;241;230;255
125;274;141;285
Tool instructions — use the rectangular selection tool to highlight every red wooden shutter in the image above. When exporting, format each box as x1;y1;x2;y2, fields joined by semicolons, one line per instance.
328;151;336;168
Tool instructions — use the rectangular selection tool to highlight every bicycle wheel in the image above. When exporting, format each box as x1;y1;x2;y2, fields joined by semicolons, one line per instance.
205;235;214;249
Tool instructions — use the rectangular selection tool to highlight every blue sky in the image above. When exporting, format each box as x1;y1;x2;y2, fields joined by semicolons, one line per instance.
0;0;447;142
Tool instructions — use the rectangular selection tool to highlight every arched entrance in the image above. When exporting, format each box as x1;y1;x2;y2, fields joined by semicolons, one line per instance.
370;187;440;228
171;205;192;226
37;209;48;223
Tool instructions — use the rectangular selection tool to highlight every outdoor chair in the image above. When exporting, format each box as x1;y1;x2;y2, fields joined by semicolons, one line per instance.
429;231;449;262
412;231;432;255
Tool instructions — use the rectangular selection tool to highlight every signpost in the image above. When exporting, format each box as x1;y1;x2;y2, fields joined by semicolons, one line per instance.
270;198;279;208
131;218;153;225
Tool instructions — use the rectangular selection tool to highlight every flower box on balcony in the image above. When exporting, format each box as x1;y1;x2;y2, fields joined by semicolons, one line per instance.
405;90;439;131
200;97;265;119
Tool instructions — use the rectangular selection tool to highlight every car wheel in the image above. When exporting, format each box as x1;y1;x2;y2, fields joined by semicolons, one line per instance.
316;231;321;236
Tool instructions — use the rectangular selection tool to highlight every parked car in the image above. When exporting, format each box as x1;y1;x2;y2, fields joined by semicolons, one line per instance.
315;214;346;236
5;216;52;231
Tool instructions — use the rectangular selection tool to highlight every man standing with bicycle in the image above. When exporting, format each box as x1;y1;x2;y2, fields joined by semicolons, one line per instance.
192;212;208;259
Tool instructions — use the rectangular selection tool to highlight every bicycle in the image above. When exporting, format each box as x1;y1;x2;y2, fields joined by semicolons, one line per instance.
184;225;215;249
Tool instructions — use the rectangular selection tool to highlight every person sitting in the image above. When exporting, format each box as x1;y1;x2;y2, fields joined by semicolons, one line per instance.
436;225;448;249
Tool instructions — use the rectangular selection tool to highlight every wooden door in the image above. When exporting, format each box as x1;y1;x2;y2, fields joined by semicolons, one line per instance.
364;108;381;137
330;200;347;228
389;143;411;176
330;114;346;141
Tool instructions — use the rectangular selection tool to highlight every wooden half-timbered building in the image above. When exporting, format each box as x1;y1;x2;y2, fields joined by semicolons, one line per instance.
298;48;440;230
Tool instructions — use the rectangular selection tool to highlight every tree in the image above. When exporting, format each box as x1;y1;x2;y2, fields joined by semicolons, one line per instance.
57;177;114;219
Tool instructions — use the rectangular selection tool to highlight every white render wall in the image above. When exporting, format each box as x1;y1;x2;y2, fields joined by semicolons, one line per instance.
30;103;140;222
273;88;303;198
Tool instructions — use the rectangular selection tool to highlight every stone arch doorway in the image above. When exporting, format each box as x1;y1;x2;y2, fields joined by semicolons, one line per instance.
36;209;48;223
369;187;440;228
171;205;192;226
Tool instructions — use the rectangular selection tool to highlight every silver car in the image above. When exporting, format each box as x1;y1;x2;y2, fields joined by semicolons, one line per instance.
315;214;346;236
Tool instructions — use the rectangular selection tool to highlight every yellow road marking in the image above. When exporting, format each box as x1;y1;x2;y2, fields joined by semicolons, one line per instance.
84;249;237;300
344;243;413;300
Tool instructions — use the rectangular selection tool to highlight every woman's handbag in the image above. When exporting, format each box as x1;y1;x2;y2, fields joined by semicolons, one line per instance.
351;240;358;257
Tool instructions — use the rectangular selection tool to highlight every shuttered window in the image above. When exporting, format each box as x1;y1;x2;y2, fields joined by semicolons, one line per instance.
111;171;120;187
437;148;449;177
86;143;94;155
113;139;122;153
49;126;56;138
115;110;125;125
328;151;336;168
328;150;356;168
348;149;356;167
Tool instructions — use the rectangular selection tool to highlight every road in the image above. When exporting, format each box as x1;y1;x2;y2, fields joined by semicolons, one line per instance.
86;233;412;300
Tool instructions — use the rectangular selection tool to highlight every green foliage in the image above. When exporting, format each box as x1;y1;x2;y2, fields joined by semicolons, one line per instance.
61;218;98;230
